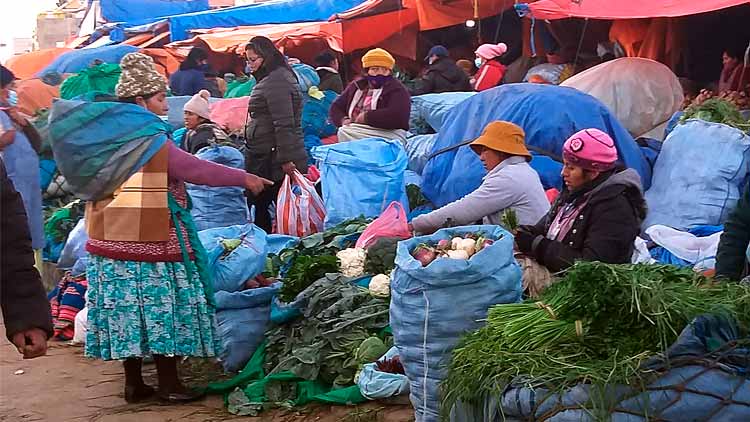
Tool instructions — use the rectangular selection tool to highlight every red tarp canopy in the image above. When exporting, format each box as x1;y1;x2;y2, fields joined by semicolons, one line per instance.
4;48;71;80
523;0;749;20
166;7;419;60
407;0;512;31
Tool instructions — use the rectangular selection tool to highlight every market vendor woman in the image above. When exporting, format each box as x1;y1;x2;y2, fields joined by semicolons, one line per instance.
516;129;647;272
55;53;273;404
411;121;550;234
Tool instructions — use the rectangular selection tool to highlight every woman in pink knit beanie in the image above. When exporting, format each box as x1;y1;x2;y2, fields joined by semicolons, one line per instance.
514;128;647;288
474;43;508;92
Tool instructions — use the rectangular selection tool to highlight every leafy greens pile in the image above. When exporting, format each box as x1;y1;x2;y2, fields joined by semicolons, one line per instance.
680;97;750;132
443;262;750;414
264;274;391;389
265;217;371;302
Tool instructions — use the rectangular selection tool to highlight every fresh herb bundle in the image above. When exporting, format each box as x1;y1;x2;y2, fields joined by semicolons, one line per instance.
680;97;750;132
443;262;750;415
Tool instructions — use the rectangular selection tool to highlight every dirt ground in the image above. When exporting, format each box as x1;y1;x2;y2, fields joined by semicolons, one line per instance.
0;323;415;422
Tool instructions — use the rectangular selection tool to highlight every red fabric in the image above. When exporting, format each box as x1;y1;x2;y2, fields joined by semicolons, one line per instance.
546;188;560;204
475;61;506;92
322;135;339;145
526;0;748;20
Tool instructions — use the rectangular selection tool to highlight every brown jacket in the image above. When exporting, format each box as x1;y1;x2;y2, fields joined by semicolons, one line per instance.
1;158;53;341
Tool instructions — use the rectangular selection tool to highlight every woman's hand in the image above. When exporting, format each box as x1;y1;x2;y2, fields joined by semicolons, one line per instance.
11;328;48;360
281;161;297;177
354;113;367;124
6;108;29;127
514;228;536;254
245;173;274;195
342;118;352;126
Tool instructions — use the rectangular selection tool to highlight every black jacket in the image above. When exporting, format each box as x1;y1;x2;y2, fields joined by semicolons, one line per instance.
183;122;238;155
519;169;647;273
716;184;750;280
316;68;344;94
410;57;472;96
1;159;53;341
244;66;308;181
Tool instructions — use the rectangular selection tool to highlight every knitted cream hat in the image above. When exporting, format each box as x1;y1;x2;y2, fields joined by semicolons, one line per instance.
184;90;211;120
115;53;167;98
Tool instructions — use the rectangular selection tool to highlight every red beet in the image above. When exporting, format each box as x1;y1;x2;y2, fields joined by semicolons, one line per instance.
412;244;437;267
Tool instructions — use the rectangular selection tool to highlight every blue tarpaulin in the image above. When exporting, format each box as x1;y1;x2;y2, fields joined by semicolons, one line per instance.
39;45;139;76
167;0;366;41
100;0;209;23
421;84;651;208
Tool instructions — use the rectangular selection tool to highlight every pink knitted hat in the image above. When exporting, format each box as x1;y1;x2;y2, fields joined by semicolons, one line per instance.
475;43;508;60
562;128;618;171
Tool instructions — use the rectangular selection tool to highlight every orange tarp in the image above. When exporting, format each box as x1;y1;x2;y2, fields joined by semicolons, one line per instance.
524;0;748;19
610;19;686;70
4;48;71;80
166;7;419;58
141;48;181;76
15;78;65;116
408;0;512;31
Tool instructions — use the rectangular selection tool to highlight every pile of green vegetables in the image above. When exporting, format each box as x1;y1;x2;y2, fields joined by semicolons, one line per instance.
443;262;750;414
264;274;391;389
680;97;750;132
265;217;370;302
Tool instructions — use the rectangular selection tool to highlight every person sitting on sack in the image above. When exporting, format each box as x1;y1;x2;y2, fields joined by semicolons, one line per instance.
410;121;550;234
329;48;411;143
515;129;647;274
409;45;472;96
181;89;237;154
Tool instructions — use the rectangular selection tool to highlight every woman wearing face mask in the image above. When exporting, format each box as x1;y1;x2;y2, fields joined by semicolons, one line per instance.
474;43;508;92
244;36;309;233
54;53;273;404
329;48;411;143
0;65;44;267
515;129;647;274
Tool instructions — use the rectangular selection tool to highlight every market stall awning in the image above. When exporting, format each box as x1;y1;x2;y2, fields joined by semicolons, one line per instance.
408;0;513;31
100;0;209;23
517;0;749;20
166;7;419;57
4;48;71;80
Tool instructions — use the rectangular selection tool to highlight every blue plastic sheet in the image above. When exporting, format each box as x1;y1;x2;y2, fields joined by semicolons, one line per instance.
421;84;651;208
187;146;249;231
167;0;366;41
357;347;410;400
39;45;139;76
410;92;475;133
312;139;408;228
390;225;522;422
405;134;437;175
645;120;750;231
199;224;268;293
100;0;209;23
215;282;280;372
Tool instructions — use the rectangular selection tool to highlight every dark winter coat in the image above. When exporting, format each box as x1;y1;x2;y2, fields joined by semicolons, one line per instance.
169;68;210;97
330;77;411;131
518;169;647;273
183;122;237;155
244;66;308;182
410;57;472;96
716;184;750;280
316;68;344;94
1;158;53;341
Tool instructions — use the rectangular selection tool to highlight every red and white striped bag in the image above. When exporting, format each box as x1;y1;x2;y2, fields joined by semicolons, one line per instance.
275;170;326;237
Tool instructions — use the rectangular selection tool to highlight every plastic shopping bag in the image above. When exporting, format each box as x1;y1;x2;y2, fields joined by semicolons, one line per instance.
276;170;326;237
355;201;412;249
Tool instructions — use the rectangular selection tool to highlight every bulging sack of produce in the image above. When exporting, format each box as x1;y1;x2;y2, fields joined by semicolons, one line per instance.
390;225;522;422
188;146;249;232
355;201;411;249
215;282;280;372
644;119;750;231
199;224;268;293
275;170;326;237
410;93;475;133
357;346;410;400
312;138;408;228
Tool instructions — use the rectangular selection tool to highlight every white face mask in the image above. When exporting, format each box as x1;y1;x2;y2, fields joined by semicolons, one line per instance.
474;58;484;69
8;90;18;107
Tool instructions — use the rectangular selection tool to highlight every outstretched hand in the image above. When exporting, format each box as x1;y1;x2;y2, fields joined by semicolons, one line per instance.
11;328;48;359
245;173;274;196
281;161;297;177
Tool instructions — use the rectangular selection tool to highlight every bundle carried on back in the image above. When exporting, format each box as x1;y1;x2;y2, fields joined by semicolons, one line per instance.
48;99;171;201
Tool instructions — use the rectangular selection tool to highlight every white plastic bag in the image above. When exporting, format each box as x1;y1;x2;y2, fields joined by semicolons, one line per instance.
645;225;722;270
72;307;88;345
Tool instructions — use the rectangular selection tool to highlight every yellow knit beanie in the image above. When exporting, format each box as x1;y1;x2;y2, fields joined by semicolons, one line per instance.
362;48;395;70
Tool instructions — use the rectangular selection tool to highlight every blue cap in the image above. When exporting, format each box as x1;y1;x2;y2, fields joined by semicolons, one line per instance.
425;45;449;61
